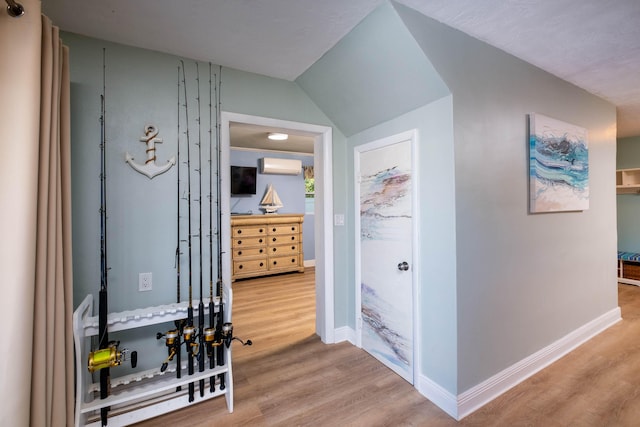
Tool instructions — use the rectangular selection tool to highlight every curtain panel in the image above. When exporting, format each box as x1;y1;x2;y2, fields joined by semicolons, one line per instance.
0;3;73;426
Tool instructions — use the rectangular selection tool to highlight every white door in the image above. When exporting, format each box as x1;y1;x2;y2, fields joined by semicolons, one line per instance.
355;130;417;384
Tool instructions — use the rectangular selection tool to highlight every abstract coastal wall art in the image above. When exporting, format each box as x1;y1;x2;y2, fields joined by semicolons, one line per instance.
529;113;589;213
358;138;413;383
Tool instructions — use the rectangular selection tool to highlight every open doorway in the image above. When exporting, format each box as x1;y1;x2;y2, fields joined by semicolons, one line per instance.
220;112;334;343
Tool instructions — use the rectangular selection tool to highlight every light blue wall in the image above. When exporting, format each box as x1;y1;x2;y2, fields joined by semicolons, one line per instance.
64;0;619;398
64;32;342;373
296;1;448;137
396;3;617;393
617;136;640;252
296;1;458;392
347;96;458;392
229;149;315;260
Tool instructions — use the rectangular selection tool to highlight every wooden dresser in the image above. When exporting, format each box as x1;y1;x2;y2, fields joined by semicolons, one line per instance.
230;214;304;281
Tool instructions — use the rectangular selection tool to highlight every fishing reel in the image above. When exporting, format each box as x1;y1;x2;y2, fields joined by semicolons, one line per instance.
183;324;199;357
156;329;180;372
204;327;217;358
87;341;137;373
221;322;252;348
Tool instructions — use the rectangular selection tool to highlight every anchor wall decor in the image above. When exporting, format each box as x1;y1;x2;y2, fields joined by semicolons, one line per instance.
126;124;176;179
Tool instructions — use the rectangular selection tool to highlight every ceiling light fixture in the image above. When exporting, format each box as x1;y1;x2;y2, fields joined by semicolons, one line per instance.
267;132;288;141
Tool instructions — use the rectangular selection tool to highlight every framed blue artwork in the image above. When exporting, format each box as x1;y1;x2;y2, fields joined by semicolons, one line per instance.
529;113;589;213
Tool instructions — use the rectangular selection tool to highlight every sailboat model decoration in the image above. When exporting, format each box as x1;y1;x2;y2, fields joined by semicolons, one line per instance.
260;184;283;214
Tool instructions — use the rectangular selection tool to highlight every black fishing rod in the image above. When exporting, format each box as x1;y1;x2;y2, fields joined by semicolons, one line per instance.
180;60;197;403
158;65;183;387
174;65;182;388
98;47;110;426
196;62;207;398
206;63;216;393
88;48;136;426
214;66;222;319
214;64;226;391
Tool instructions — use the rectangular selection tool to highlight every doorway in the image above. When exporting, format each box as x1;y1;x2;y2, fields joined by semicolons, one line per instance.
220;112;334;343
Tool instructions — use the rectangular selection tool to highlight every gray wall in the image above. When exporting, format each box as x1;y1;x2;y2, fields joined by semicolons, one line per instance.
396;3;618;393
617;136;640;252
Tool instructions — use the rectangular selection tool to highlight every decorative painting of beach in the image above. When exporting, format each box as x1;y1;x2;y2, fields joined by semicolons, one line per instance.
529;114;589;213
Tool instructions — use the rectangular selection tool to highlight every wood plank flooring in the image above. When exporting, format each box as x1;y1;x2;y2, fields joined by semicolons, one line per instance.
134;276;640;426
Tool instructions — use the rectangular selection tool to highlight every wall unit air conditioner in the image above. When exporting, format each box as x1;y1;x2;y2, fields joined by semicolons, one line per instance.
260;157;302;175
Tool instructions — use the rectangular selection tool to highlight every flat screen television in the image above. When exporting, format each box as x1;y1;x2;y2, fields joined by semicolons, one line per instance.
230;166;257;195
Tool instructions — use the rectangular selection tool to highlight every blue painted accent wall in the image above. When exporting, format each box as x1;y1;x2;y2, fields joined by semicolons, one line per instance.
230;149;315;260
64;32;336;373
296;2;448;137
617;136;640;252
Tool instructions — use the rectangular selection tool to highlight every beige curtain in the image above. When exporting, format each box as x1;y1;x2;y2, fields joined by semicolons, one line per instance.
30;16;74;427
0;4;73;426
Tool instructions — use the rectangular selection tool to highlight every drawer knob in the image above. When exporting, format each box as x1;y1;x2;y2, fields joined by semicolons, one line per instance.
259;239;263;243
273;227;276;232
291;246;295;250
291;227;295;231
273;237;277;242
237;240;242;245
291;258;295;263
259;228;263;233
260;262;264;267
272;248;277;252
238;265;243;270
238;251;242;256
237;230;242;234
273;261;277;265
259;249;263;253
291;236;295;240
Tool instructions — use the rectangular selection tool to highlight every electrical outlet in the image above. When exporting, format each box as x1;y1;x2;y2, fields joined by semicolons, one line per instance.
139;272;152;292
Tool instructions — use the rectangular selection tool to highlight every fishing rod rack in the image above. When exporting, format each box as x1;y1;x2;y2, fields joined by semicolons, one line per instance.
72;291;233;427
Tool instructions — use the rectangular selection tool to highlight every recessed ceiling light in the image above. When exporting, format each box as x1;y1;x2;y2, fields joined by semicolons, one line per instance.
268;132;288;141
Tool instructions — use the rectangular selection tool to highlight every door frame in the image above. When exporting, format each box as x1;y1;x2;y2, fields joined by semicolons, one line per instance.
354;129;420;383
220;112;335;343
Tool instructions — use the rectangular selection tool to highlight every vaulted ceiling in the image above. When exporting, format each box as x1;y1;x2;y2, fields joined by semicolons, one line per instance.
43;0;640;137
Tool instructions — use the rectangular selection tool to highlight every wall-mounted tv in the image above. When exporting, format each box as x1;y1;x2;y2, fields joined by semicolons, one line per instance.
230;166;257;195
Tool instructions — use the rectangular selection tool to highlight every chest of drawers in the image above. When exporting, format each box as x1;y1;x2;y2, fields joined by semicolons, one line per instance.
230;214;304;281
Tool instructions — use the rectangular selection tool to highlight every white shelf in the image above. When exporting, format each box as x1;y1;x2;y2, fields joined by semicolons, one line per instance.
616;168;640;194
82;298;220;336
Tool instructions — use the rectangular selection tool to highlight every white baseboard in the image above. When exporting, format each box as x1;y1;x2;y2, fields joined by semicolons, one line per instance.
456;306;621;420
333;326;356;345
304;259;315;268
417;375;459;419
339;307;621;421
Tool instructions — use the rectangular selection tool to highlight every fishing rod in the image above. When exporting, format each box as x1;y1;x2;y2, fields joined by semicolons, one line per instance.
157;66;183;387
214;64;226;391
174;65;183;388
180;59;197;403
87;48;136;426
196;62;207;398
206;62;217;393
97;47;110;426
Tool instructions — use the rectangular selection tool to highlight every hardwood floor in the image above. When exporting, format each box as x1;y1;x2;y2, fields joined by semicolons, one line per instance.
134;277;640;426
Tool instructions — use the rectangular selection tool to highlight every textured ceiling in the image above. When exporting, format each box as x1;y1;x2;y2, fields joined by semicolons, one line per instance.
43;0;640;138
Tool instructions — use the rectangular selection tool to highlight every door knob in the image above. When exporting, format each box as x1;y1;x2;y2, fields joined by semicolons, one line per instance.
397;261;409;271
